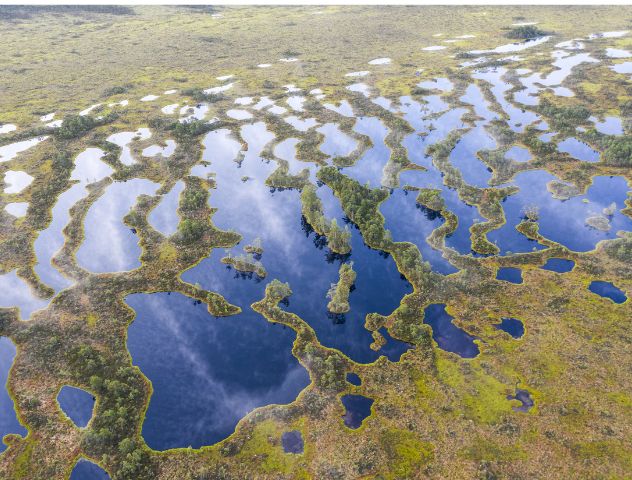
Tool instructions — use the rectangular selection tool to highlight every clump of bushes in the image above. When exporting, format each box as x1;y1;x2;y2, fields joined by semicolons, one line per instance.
221;251;266;278
172;120;216;141
603;136;632;166
182;88;224;104
415;188;444;212
103;85;131;97
266;279;292;302
180;188;207;211
54;114;97;139
301;184;352;254
244;237;263;255
538;100;590;132
177;219;206;243
326;262;356;314
317;167;390;249
505;25;547;39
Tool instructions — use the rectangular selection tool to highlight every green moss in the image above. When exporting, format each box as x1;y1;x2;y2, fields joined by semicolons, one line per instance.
379;428;434;479
461;436;527;462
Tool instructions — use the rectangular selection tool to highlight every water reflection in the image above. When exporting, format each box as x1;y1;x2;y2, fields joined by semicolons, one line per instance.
0;271;49;320
57;385;95;428
77;179;160;273
489;172;631;252
0;337;27;451
70;459;110;480
35;148;114;291
126;291;309;450
423;304;479;358
341;394;373;429
380;189;458;274
148;181;184;236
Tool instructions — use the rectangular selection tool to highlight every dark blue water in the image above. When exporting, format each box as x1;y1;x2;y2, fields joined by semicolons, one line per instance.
422;304;479;358
183;131;413;364
496;267;523;284
489;173;631;253
341;394;374;429
378;327;413;361
57;386;95;428
588;281;627;304
346;372;362;386
442;188;481;255
281;430;304;454
183;233;412;365
380;189;458;275
507;389;534;412
0;337;27;452
494;318;525;338
448;126;496;188
70;459;110;480
541;258;575;273
125;292;309;451
397;138;484;256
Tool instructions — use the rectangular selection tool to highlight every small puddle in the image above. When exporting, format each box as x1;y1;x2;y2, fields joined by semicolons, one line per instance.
469;36;550;55
323;100;355;118
346;372;362;386
505;146;532;163
611;62;632;75
0;124;17;135
423;304;479;358
494;317;524;338
316;123;358;159
343;117;389;188
590;116;623;135
142;140;176;158
0;271;49;320
507;388;534;412
34;148;114;291
557;138;600;162
285;116;318;132
541;258;574;273
107;129;151;166
588;281;627;304
4;202;28;218
3;170;34;194
496;267;523;284
0;136;49;163
380;189;458;274
489;173;631;253
341;394;374;429
57;385;95;428
281;430;304;454
448;126;496;188
70;459;110;480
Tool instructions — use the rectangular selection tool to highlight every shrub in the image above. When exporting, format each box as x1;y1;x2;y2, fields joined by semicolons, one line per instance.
505;26;547;39
54;115;96;139
603;136;632;166
178;219;206;243
180;189;207;211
